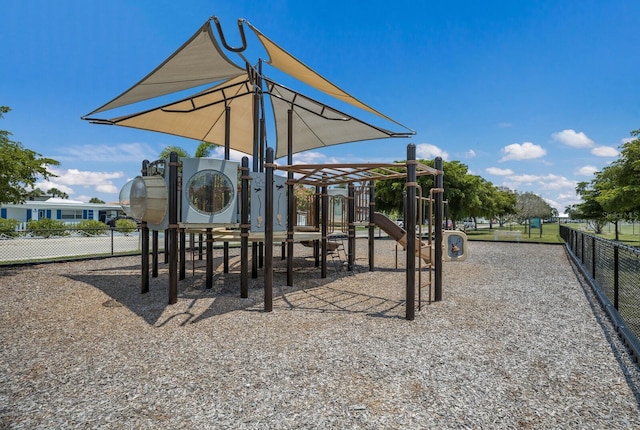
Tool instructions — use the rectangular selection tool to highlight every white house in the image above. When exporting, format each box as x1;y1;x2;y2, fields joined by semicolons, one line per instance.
0;198;122;225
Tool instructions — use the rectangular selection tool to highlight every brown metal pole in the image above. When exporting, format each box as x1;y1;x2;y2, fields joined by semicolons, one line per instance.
179;228;186;281
286;109;294;286
368;180;375;272
224;105;231;273
168;151;179;305
264;148;274;312
206;228;213;289
240;157;250;298
321;179;328;279
406;144;416;320
314;185;320;267
434;156;444;302
348;183;355;271
152;229;158;278
141;160;150;294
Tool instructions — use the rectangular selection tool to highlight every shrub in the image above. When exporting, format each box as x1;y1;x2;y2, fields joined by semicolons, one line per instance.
115;218;138;235
0;218;21;238
27;218;70;238
76;219;109;236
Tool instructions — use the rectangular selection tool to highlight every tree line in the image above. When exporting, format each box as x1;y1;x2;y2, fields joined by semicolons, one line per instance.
373;159;554;229
568;129;640;239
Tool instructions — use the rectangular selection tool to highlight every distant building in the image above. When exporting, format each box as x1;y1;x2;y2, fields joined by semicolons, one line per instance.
0;198;122;225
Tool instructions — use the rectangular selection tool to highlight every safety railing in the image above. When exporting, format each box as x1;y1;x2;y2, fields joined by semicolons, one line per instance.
0;227;148;265
560;225;640;360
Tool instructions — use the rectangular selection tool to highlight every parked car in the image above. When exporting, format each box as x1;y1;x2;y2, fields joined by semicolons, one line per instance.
463;220;475;230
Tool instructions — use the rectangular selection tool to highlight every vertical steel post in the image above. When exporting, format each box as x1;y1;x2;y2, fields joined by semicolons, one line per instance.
368;180;375;272
348;183;355;271
321;179;328;279
168;152;179;305
224;105;231;273
152;230;158;278
592;237;596;279
434;157;444;302
265;148;274;312
141;160;150;294
179;228;186;281
241;157;250;298
405;144;417;321
614;245;619;310
314;186;320;267
206;228;213;289
286;108;295;286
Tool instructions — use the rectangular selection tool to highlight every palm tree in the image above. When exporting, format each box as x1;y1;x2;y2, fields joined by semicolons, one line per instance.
194;141;219;158
159;141;219;159
158;145;190;159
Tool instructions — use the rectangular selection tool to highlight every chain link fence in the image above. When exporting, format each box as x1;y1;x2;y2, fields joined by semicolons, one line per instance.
561;225;640;360
0;227;153;265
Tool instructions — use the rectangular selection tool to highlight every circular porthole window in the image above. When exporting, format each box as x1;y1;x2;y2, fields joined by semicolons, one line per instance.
186;169;234;215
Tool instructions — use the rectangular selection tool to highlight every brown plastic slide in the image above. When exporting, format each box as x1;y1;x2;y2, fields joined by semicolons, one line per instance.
372;212;433;263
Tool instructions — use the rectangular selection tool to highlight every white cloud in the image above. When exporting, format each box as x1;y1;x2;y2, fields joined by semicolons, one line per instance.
290;151;340;165
465;149;476;159
34;181;75;195
575;165;598;176
207;146;250;163
415;143;449;160
499;142;546;161
48;168;124;185
485;167;514;176
502;173;576;191
591;146;619;157
551;129;594;148
622;137;634;144
35;168;126;200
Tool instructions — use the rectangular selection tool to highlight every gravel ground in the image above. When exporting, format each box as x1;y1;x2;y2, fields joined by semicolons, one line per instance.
1;239;639;429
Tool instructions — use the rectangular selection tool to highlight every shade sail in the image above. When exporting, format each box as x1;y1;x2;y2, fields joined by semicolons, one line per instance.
100;76;256;155
266;80;403;159
85;20;245;116
248;22;415;135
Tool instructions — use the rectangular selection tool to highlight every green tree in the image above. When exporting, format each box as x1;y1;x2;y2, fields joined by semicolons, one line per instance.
493;188;517;227
48;187;69;199
574;181;607;233
513;191;553;224
89;197;105;204
194;141;219;158
27;188;46;200
0;106;60;204
159;145;190;159
159;141;219;160
595;130;640;219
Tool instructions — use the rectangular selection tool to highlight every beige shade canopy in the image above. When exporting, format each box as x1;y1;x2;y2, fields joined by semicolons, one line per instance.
102;76;256;155
85;21;245;116
83;18;414;159
247;22;415;134
267;80;402;159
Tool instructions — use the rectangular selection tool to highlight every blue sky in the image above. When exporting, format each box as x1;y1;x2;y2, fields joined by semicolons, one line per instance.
2;0;639;213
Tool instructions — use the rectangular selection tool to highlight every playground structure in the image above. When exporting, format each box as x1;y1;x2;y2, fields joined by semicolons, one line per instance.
82;17;463;320
124;147;445;320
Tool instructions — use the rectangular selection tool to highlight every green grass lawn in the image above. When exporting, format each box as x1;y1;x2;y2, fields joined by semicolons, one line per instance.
464;223;563;244
464;222;640;246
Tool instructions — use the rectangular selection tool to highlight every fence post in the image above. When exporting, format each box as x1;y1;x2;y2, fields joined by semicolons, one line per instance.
591;237;596;279
614;245;619;310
